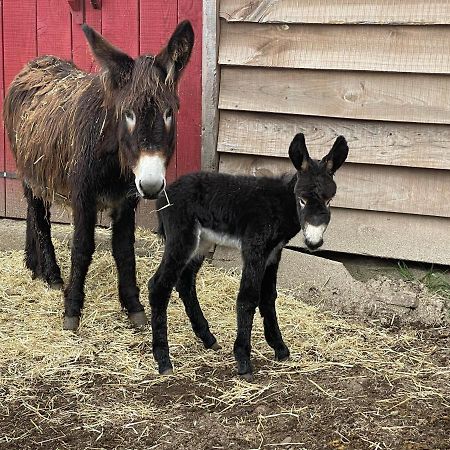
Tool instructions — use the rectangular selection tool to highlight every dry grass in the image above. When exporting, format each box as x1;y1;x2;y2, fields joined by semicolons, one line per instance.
0;227;449;449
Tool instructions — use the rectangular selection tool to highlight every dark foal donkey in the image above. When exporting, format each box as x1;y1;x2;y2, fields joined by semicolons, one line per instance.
3;21;194;330
149;133;349;379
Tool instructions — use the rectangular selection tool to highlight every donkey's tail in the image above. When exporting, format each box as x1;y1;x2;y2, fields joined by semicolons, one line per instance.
156;217;166;241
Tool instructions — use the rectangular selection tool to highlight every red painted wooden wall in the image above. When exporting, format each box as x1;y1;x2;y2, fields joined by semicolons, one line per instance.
0;0;202;224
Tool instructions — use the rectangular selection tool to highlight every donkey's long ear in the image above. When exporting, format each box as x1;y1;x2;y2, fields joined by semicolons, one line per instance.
156;20;194;84
289;133;311;172
321;136;349;175
82;24;134;89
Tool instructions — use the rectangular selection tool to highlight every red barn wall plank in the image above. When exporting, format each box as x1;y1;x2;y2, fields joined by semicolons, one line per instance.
102;0;139;57
177;0;202;176
72;0;102;71
37;0;72;59
0;3;5;216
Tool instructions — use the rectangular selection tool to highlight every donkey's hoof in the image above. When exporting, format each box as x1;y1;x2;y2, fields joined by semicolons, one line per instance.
63;316;80;331
239;372;254;382
210;341;222;351
49;280;64;291
129;310;148;328
160;367;174;376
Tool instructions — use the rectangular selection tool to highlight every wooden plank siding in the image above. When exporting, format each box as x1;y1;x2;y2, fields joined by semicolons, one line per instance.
220;0;450;25
219;153;450;218
218;111;450;170
219;22;450;74
220;67;450;125
216;0;450;263
290;208;450;267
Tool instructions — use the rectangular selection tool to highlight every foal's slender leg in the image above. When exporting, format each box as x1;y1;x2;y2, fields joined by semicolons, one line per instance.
149;233;197;374
111;199;147;328
234;249;267;380
63;198;96;330
175;256;220;350
259;250;290;361
23;183;62;288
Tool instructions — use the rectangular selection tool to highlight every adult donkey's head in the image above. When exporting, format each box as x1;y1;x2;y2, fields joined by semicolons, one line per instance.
289;133;348;250
82;21;194;199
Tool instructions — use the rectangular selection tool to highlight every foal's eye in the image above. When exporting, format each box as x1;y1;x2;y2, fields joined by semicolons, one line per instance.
325;198;332;206
124;110;136;133
163;109;173;129
299;197;307;208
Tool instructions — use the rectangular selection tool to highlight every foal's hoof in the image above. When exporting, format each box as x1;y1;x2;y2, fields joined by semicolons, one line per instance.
275;347;290;362
160;367;174;376
129;311;148;329
63;315;80;331
239;372;254;382
210;341;222;351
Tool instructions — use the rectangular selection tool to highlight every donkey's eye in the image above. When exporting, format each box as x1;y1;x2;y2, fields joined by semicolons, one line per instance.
124;110;136;133
163;109;173;129
299;197;307;208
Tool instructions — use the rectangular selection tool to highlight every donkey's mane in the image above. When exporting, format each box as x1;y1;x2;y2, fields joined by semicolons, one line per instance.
120;56;179;114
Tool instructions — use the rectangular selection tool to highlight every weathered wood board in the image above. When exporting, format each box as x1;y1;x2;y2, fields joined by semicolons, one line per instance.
219;153;450;218
219;22;450;74
220;67;450;124
220;0;450;25
290;207;450;266
217;111;450;170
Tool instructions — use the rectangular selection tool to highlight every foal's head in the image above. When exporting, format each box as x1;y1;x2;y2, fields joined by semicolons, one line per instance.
288;133;348;250
82;21;194;199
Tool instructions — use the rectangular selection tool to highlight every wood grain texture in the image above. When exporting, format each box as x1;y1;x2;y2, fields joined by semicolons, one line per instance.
219;153;450;218
219;22;450;74
219;67;450;124
37;0;72;59
219;0;450;25
71;0;102;71
101;0;139;57
217;111;450;170
202;0;220;171
290;207;450;265
177;0;203;177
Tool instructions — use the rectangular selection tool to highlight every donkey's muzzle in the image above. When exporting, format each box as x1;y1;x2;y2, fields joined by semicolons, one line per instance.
305;238;323;251
139;179;164;200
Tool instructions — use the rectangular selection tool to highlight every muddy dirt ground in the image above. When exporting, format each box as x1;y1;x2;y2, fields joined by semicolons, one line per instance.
0;221;449;450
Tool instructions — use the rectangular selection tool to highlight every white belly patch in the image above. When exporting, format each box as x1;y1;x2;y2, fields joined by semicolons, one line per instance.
199;227;242;250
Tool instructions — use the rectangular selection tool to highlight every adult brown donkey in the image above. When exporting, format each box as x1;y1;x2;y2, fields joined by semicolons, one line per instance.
3;21;194;331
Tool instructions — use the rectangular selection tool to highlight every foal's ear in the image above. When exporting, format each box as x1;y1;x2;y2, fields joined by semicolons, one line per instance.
156;20;194;84
82;24;134;89
321;136;349;175
288;133;311;172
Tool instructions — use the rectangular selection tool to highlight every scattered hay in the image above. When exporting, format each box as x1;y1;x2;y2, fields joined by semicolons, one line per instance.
0;226;448;449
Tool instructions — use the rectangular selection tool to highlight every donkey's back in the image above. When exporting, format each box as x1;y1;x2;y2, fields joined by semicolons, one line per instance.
4;55;101;201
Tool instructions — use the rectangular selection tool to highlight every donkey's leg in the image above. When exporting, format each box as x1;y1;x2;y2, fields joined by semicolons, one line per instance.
259;250;290;361
63;200;96;330
111;199;147;328
23;183;62;288
175;256;220;350
234;249;267;381
149;233;197;375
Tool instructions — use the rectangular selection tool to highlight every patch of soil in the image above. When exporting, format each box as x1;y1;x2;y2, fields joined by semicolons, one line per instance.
1;347;449;450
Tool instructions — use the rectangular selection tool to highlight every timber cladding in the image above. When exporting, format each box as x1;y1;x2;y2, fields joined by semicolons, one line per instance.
216;0;450;265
